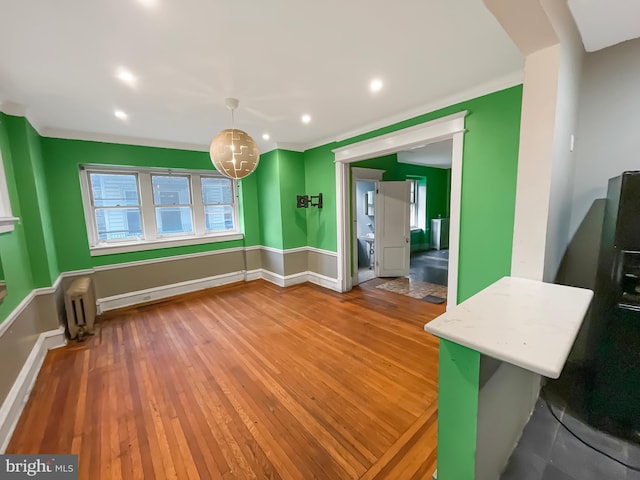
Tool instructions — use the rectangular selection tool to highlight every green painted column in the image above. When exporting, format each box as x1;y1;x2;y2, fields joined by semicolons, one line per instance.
255;149;307;250
0;114;37;321
4;115;59;287
255;150;284;249
437;339;481;480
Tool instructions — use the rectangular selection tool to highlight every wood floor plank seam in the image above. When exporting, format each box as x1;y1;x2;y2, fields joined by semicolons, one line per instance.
358;402;438;480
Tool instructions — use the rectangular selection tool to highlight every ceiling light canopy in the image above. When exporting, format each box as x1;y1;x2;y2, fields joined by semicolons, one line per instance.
114;109;128;120
262;133;270;140
301;114;311;124
209;98;260;180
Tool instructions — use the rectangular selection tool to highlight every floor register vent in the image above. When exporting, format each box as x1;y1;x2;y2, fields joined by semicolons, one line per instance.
64;277;96;341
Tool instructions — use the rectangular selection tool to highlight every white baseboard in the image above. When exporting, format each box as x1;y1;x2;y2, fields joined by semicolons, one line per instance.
257;269;340;291
95;268;340;314
0;326;66;453
306;271;341;292
282;271;311;287
244;269;262;281
96;271;246;313
258;269;289;287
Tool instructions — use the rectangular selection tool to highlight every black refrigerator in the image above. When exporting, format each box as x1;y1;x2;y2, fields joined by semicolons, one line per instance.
587;171;640;441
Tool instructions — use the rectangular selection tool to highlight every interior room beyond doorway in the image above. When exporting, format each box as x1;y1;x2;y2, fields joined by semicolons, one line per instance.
352;140;453;302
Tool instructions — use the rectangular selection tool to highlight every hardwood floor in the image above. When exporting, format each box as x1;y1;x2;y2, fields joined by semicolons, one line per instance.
7;279;443;479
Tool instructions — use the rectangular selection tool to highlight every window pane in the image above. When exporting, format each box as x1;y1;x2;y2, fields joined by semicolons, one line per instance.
156;207;193;235
205;205;234;232
95;208;142;241
202;177;232;204
90;173;139;207
410;204;418;228
152;176;191;205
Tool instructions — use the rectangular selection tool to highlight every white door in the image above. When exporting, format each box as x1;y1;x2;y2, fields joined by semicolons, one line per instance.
374;181;411;277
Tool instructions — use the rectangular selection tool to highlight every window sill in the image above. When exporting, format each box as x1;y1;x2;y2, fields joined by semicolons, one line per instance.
410;227;423;233
89;232;244;256
0;216;19;234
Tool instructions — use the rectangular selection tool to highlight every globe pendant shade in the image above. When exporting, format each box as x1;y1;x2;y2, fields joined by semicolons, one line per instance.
209;128;260;179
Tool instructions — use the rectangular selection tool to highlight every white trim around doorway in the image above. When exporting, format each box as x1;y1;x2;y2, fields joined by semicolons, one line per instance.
333;111;468;309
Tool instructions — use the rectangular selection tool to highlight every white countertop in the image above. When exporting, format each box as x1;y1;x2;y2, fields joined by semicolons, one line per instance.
424;276;593;378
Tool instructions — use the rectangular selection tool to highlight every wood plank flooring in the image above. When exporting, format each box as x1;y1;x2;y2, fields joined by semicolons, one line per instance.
7;279;443;479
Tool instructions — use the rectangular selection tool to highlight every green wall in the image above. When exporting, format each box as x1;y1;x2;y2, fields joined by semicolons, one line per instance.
438;340;481;480
394;163;451;240
304;147;337;251
256;150;283;249
305;85;522;302
40;137;258;271
353;155;452;250
278;150;307;249
0;114;37;320
238;170;261;247
5;116;59;287
254;149;307;250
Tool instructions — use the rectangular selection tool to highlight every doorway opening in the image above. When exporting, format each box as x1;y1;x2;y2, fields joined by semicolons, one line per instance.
333;111;467;309
350;141;453;304
355;179;377;283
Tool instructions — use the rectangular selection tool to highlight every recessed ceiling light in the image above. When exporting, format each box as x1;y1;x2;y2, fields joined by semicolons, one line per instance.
301;114;311;124
262;133;270;141
114;110;128;120
370;78;383;93
116;68;137;87
137;0;157;7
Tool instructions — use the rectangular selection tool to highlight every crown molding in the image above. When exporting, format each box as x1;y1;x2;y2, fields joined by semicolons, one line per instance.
275;142;306;153
0;102;46;133
40;127;209;152
0;102;27;117
0;102;211;153
304;70;524;151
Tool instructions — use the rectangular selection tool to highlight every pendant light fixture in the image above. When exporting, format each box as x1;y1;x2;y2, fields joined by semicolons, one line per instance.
209;98;260;179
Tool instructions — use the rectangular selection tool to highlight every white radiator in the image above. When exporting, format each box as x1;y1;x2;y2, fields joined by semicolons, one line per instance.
64;277;96;340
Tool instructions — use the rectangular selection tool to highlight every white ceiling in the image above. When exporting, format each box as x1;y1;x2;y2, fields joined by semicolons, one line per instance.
568;0;640;52
398;139;453;169
0;0;524;153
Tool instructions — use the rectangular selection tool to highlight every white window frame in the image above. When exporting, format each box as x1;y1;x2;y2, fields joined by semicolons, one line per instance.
151;173;195;238
0;149;19;233
407;176;427;232
199;175;239;235
80;165;242;256
409;178;419;229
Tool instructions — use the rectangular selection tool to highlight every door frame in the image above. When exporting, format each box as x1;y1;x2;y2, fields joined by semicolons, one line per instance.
333;110;468;308
352;168;385;286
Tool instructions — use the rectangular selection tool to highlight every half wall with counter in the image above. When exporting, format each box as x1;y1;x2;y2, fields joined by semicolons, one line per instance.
425;276;593;479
